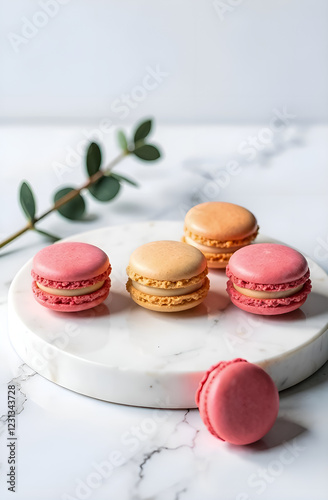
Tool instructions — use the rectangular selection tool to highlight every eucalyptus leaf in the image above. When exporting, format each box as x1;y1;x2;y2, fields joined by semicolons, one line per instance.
117;130;128;152
19;181;36;221
110;173;139;187
54;188;86;220
34;228;60;241
86;142;102;177
134;119;152;144
88;176;120;202
133;144;160;161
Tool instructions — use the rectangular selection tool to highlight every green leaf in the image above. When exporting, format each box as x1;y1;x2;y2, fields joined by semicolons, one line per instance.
88;176;120;202
134;119;152;144
109;173;139;187
133;144;161;161
117;130;128;152
34;228;60;241
54;188;86;220
19;181;36;221
86;142;102;177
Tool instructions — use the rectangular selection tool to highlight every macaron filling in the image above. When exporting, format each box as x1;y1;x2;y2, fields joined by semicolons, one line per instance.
31;268;110;289
184;228;258;249
232;283;304;299
226;267;310;292
32;279;110;306
126;267;208;289
227;279;311;308
126;277;210;309
132;280;204;297
226;263;312;308
36;280;105;297
184;236;242;254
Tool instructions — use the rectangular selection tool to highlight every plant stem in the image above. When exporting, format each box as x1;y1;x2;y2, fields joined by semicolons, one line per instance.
0;151;127;250
0;222;33;248
34;228;60;241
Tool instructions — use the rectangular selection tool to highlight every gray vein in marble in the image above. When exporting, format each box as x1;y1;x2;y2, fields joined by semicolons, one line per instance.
0;364;36;437
173;347;201;357
137;410;199;484
174;487;188;500
8;222;328;407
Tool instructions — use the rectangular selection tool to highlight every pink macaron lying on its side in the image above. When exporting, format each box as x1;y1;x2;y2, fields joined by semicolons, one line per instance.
31;242;111;312
226;243;312;315
196;359;279;445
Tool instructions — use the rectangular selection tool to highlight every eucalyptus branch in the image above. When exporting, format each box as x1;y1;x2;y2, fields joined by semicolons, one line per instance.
38;151;126;222
0;119;161;251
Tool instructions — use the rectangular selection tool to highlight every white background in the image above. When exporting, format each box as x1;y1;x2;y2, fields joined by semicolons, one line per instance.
1;0;328;123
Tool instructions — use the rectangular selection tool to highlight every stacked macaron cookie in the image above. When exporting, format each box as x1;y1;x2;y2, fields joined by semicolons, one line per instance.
126;240;209;312
31;242;111;312
226;243;312;315
183;202;258;268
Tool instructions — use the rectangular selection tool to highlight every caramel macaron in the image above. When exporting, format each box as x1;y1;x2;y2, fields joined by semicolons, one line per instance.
183;202;259;268
126;240;209;312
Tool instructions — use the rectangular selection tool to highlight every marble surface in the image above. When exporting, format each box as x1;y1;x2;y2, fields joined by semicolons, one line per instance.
8;223;328;408
1;124;328;499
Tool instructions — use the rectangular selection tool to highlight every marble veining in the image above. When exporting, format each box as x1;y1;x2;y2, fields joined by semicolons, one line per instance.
1;124;328;500
7;222;328;408
0;364;36;444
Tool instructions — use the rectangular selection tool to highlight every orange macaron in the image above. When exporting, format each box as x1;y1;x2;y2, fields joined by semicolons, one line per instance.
183;202;259;268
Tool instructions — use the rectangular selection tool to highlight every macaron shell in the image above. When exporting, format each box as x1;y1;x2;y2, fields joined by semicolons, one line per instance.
33;242;110;281
228;243;309;285
184;202;258;241
128;240;207;281
196;359;247;404
228;294;308;315
128;294;207;312
32;278;110;312
201;362;279;445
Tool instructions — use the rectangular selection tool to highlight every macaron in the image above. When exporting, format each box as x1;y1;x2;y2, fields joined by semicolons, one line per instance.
183;202;258;268
196;359;279;445
126;240;209;312
31;242;111;312
226;243;312;315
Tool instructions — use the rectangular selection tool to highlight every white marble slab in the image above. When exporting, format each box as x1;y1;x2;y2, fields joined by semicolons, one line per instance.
8;222;328;408
1;124;328;500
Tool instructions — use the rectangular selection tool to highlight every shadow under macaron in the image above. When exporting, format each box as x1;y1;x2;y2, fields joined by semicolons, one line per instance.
225;417;307;453
300;291;328;318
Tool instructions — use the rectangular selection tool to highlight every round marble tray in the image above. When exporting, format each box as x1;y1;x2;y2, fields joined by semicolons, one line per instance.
8;222;328;408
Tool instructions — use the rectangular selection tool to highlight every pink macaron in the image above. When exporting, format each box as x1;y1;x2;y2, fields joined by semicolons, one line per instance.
31;242;111;312
196;359;279;445
226;243;311;315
